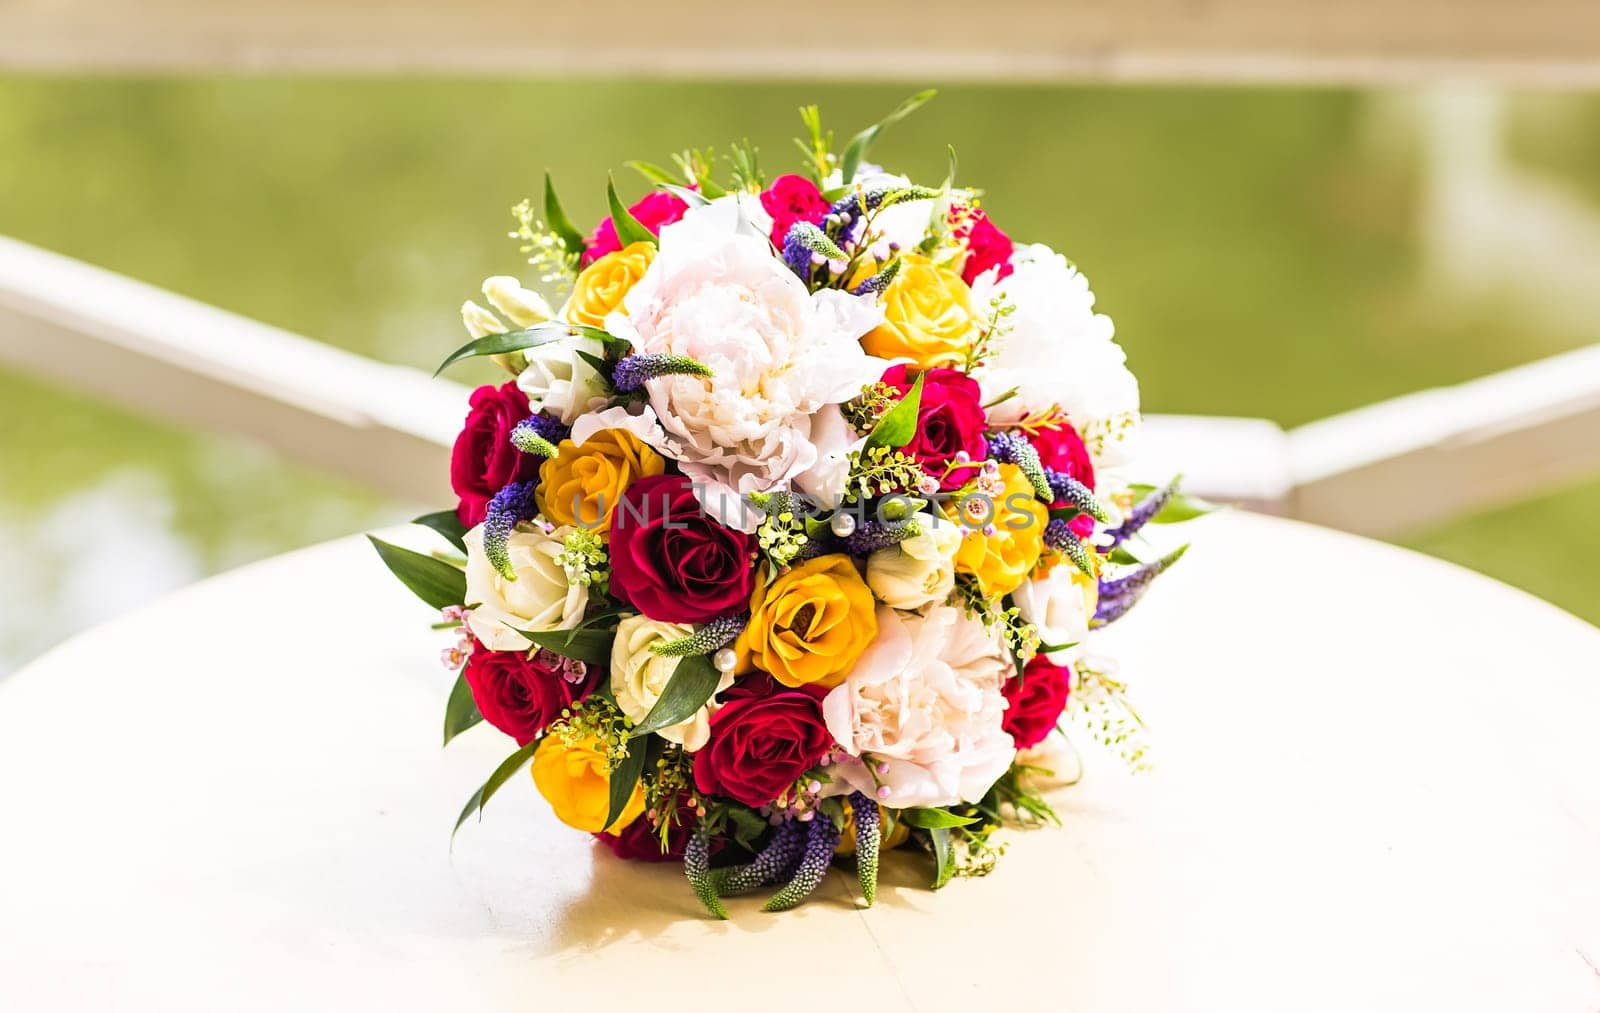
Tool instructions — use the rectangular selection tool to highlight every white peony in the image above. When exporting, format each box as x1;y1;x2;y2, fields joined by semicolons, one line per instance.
515;334;611;425
609;615;735;752
971;243;1141;468
1012;563;1097;665
462;524;588;651
864;511;962;610
822;605;1016;808
606;201;884;527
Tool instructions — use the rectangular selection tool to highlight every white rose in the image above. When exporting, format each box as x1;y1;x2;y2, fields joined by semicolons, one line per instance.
822;605;1016;808
972;243;1141;468
865;511;962;610
463;524;589;651
1012;564;1098;664
609;615;735;752
515;335;611;425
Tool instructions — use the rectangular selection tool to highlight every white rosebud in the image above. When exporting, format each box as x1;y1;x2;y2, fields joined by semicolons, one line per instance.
482;276;553;327
610;615;736;752
864;511;962;611
461;299;504;339
1011;563;1098;664
463;524;589;651
515;335;612;425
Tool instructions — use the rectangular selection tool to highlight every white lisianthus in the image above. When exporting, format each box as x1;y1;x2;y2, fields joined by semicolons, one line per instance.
865;511;962;610
606;205;885;527
971;243;1141;468
515;335;611;425
821;605;1016;808
462;524;588;651
1012;563;1098;664
609;615;735;752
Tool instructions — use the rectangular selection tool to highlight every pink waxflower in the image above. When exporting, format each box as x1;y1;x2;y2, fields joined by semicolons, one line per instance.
583;189;690;264
759;174;830;249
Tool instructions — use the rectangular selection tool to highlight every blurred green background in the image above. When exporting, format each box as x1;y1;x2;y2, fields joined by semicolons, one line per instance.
2;78;1598;673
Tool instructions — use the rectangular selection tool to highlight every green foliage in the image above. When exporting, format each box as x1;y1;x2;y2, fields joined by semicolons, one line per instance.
1127;483;1220;523
433;321;618;376
542;171;587;267
928;826;956;889
411;509;468;554
604;733;652;831
606;174;658;247
862;371;924;451
627;653;723;738
901;806;980;829
442;669;482;746
839;89;937;185
519;626;613;666
452;738;541;841
368;535;466;611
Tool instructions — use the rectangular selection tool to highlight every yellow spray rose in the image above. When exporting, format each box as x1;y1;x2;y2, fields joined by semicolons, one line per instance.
860;254;978;369
833;801;912;856
537;427;665;533
567;241;655;328
735;553;877;690
531;733;646;833
950;463;1048;598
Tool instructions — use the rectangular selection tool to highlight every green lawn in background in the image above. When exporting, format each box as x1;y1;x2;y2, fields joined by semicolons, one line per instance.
0;77;1596;669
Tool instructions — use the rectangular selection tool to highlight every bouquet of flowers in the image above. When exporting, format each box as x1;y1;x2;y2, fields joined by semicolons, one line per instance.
372;93;1207;917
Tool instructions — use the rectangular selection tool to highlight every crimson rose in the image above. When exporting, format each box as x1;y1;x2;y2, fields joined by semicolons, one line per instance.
693;686;831;807
1028;420;1097;537
759;174;830;248
881;364;988;491
957;207;1015;285
1002;655;1072;749
584;189;690;264
608;474;755;624
594;796;709;863
450;382;539;526
462;642;598;746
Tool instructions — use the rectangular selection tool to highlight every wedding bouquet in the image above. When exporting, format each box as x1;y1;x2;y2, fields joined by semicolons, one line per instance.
372;93;1206;917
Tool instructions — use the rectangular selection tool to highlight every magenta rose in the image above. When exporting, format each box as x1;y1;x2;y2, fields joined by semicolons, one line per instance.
608;474;756;624
584;190;690;264
1028;420;1097;537
594;795;710;863
693;686;831;807
881;364;989;491
957;207;1015;285
1002;655;1072;749
759;174;830;248
450;382;539;526
462;642;599;746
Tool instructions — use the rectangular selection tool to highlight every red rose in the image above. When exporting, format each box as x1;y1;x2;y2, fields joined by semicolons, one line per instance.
584;190;690;264
450;382;539;526
759;174;830;248
594;795;707;863
461;642;599;746
881;364;988;491
1002;655;1072;749
1028;421;1097;537
956;207;1015;285
608;474;756;624
693;688;831;807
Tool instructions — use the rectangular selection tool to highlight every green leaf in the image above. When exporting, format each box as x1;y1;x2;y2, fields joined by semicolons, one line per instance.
928;826;956;889
607;175;658;248
443;670;482;746
543;172;587;262
656;182;711;208
863;371;924;451
519;627;614;667
942;144;958;189
626;159;685;186
1128;483;1220;524
574;349;612;379
368;536;466;611
1107;545;1144;566
901;806;979;829
452;738;541;840
412;509;468;554
604;734;651;831
839;89;937;185
628;653;723;738
434;322;616;377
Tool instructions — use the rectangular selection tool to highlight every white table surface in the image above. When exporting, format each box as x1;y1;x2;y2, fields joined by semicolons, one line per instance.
2;511;1598;1011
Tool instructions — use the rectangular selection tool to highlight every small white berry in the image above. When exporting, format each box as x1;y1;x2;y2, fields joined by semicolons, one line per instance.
713;647;738;673
830;511;857;537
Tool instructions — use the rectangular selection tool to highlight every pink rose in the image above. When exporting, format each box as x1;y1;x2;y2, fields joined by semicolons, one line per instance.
881;364;988;492
759;174;830;248
1002;655;1072;749
449;382;538;526
955;207;1014;285
583;190;690;264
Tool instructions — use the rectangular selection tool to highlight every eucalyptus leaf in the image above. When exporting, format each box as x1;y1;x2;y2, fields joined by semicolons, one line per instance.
434;322;615;377
519;627;614;667
901;807;978;829
928;826;956;889
604;735;650;831
656;182;711;208
607;175;658;248
412;509;468;554
368;536;466;611
839;89;937;185
863;372;924;451
442;670;483;746
452;738;541;841
628;653;723;738
1128;484;1220;524
543;172;587;262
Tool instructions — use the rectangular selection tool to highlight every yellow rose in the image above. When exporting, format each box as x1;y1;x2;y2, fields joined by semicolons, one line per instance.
950;463;1048;597
735;553;877;690
833;801;912;856
531;733;646;833
567;242;655;328
537;427;665;533
860;254;978;369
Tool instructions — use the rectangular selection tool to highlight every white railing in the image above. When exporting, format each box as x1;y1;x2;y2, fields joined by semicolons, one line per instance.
4;234;1598;536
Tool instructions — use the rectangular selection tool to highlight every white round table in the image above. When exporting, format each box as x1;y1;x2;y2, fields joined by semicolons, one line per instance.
2;512;1598;1011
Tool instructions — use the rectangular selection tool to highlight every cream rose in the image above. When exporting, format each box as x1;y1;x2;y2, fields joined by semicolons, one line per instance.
463;524;589;651
821;605;1016;808
864;511;962;610
1012;563;1097;665
609;614;735;752
515;335;611;426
